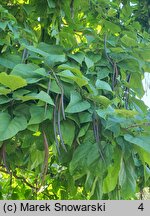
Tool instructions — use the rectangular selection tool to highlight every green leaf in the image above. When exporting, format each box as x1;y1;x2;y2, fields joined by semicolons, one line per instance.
131;97;148;113
129;73;144;97
65;91;90;113
47;0;56;8
135;146;150;166
0;112;27;141
0;96;12;104
28;143;44;170
121;35;137;47
58;70;88;87
108;8;117;17
103;148;121;193
23;43;66;66
118;59;140;72
60;120;75;146
35;91;54;105
45;54;66;67
11;63;47;83
97;67;110;79
58;64;83;77
104;20;121;33
0;54;21;69
68;52;85;64
69;142;100;180
16;91;54;106
79;112;92;123
124;134;150;153
85;171;95;192
28;105;53;125
96;106;114;120
0;72;27;91
96;79;112;91
22;44;50;57
84;56;94;68
119;158;137;198
0;21;8;30
77;123;90;139
0;86;11;95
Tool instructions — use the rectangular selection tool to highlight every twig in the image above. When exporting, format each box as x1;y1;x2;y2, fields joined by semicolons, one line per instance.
0;168;37;190
0;168;51;198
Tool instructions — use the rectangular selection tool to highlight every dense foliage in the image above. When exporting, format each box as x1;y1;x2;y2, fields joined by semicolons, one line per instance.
0;0;150;200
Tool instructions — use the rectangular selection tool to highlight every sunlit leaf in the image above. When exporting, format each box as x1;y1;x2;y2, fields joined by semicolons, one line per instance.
0;72;27;91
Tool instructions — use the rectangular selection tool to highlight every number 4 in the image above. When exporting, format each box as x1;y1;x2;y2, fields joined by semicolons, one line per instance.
138;203;144;211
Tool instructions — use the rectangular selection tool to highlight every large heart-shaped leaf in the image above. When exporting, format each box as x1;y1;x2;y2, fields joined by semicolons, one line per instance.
119;158;137;198
65;91;90;113
60;120;75;146
69;142;100;180
0;87;11;95
28;105;53;125
0;112;27;141
0;96;12;104
58;70;88;87
0;72;27;91
103;148;121;193
0;54;21;69
14;90;54;106
68;52;85;64
124;134;150;153
96;79;112;92
22;43;66;66
11;63;47;83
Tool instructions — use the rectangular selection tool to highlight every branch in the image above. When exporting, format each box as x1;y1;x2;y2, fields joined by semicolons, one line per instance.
0;168;37;190
0;167;51;199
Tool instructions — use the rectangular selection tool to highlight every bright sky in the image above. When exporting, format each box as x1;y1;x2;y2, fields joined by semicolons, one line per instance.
142;72;150;108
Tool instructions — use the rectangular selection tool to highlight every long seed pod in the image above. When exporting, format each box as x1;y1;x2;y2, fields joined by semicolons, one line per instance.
104;34;119;90
92;112;106;164
41;130;49;184
44;77;51;117
53;94;60;154
124;74;131;109
57;96;67;152
52;70;66;120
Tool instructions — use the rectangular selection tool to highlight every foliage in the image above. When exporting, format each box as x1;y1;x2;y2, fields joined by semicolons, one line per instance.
0;0;150;200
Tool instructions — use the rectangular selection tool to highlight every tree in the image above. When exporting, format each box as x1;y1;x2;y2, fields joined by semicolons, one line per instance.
0;0;150;200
